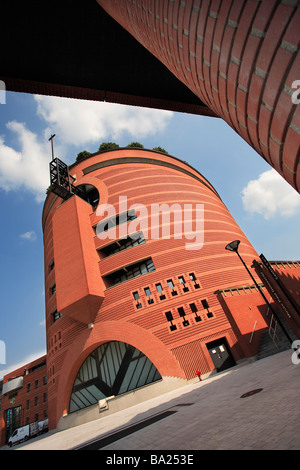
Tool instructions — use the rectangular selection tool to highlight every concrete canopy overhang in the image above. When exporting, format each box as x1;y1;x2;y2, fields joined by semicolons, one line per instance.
0;0;216;117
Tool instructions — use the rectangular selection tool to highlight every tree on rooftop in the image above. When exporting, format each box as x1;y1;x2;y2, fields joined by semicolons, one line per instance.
152;146;168;154
126;142;144;148
99;142;120;151
76;150;92;162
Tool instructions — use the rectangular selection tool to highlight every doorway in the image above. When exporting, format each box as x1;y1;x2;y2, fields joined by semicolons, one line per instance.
206;338;236;372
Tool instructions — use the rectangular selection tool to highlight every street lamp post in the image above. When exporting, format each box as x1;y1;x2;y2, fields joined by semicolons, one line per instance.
225;240;293;345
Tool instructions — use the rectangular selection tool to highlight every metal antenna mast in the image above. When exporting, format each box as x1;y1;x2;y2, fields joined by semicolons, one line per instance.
49;134;56;160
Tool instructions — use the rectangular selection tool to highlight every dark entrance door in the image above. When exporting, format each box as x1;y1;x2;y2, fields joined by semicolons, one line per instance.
206;338;236;372
5;405;22;443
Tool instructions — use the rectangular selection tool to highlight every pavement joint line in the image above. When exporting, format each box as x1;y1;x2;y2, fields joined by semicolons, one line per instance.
72;409;179;450
73;402;196;450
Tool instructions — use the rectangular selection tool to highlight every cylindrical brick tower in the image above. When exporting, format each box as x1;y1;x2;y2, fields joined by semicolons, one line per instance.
97;0;300;193
43;148;263;430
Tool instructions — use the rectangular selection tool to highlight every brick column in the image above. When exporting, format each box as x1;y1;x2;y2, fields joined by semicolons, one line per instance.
98;0;300;193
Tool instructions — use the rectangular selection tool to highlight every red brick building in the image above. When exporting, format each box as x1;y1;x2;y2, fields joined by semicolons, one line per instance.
97;0;300;193
0;356;48;445
40;147;300;432
1;1;299;193
1;148;299;443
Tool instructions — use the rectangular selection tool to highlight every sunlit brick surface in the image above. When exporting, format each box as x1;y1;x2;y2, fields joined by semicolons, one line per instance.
98;0;300;192
42;149;265;429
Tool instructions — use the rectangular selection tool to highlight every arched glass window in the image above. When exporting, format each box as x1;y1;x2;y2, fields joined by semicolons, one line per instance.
76;184;99;208
69;341;161;413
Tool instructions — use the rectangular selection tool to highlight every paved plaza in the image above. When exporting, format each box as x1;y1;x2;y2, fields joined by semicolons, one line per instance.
2;349;300;451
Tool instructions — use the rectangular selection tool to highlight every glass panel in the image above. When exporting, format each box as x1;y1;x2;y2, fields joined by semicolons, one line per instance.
69;341;161;413
144;287;151;297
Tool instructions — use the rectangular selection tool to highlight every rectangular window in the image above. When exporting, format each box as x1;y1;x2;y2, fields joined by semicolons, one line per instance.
96;210;137;234
132;291;142;309
189;272;200;289
156;283;166;300
189;303;197;313
167;279;177;296
165;311;177;331
53;309;62;323
104;258;155;287
98;232;145;257
178;275;189;292
51;284;56;295
201;299;209;309
190;303;202;322
177;307;185;317
133;291;139;301
144;287;154;304
178;307;189;326
165;311;173;322
156;283;163;293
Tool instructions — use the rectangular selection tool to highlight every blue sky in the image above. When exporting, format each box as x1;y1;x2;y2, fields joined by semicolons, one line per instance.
0;91;299;379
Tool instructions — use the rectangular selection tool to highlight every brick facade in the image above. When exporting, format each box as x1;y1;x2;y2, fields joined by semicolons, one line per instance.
42;148;270;430
2;148;299;440
0;356;48;446
97;0;300;192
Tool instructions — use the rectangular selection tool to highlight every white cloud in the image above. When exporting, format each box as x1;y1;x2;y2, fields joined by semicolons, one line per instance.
241;169;300;219
0;96;173;202
0;121;50;202
34;95;173;146
20;231;37;241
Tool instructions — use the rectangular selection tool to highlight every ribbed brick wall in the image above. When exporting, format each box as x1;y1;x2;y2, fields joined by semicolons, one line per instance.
43;148;265;429
98;0;300;193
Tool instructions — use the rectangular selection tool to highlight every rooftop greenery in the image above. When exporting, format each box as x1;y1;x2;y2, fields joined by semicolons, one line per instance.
75;142;168;162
